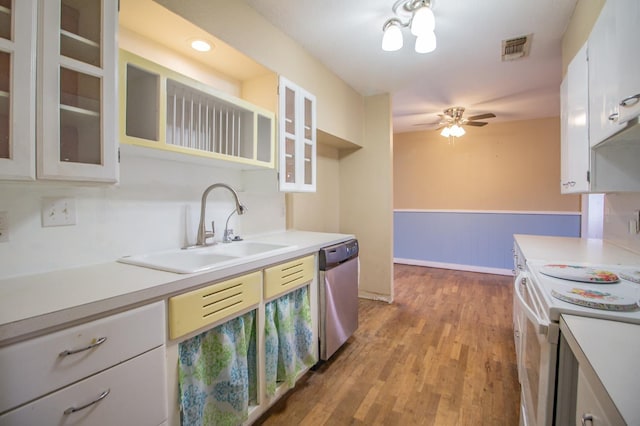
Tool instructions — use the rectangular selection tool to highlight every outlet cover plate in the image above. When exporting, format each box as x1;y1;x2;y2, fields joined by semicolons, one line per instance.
42;197;76;227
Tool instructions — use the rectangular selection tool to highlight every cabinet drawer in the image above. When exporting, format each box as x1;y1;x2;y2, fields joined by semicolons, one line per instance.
0;346;167;426
0;301;165;413
168;271;261;339
575;368;623;426
264;255;315;299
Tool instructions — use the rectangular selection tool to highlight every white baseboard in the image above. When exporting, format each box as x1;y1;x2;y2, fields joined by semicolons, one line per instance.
394;258;513;277
357;290;393;304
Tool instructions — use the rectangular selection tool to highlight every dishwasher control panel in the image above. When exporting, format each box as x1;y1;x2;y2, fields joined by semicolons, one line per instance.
319;239;359;270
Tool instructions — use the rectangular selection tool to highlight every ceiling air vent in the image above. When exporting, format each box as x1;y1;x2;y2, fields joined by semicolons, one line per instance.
501;34;532;61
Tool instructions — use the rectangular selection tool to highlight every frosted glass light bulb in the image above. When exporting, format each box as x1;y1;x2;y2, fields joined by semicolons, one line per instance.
411;6;435;36
382;23;403;51
415;31;436;53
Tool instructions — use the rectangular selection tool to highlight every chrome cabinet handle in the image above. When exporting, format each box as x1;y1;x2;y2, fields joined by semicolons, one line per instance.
608;112;619;122
59;337;107;357
620;94;640;108
64;389;110;415
581;413;594;425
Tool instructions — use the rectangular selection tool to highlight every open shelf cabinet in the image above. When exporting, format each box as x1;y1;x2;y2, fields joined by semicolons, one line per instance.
119;50;275;170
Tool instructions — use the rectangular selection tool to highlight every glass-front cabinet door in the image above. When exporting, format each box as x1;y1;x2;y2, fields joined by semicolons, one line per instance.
38;0;118;182
278;76;316;192
0;0;37;180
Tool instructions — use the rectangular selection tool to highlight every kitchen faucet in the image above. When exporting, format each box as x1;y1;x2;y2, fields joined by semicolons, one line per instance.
223;205;247;243
195;183;247;247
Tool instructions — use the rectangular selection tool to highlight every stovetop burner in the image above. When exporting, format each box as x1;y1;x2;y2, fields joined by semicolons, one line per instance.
527;260;640;323
551;287;640;312
539;264;620;283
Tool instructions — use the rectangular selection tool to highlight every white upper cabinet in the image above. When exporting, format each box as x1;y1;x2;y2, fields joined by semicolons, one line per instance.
278;76;316;192
560;43;590;194
588;0;619;146
0;0;37;180
615;0;640;125
589;0;640;146
37;0;118;182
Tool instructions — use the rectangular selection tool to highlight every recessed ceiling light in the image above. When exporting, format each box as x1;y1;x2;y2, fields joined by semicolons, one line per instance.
190;39;212;52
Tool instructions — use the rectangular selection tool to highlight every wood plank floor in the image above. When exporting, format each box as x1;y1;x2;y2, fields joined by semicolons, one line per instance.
255;264;520;425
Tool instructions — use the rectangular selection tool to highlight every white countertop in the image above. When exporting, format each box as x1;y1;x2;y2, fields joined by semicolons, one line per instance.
561;315;640;425
514;234;640;265
0;230;354;345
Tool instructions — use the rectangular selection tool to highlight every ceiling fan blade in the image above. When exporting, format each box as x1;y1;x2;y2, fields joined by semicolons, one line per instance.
465;121;489;127
467;113;496;121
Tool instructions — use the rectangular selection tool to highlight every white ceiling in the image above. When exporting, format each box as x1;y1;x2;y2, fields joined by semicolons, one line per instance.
245;0;578;132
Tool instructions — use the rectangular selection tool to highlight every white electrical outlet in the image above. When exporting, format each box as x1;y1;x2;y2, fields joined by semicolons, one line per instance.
42;197;77;227
0;211;8;242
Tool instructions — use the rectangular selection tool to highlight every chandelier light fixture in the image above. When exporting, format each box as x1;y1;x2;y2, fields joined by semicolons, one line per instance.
382;0;436;53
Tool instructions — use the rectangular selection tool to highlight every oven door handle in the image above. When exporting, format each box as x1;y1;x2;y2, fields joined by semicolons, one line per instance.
514;274;549;336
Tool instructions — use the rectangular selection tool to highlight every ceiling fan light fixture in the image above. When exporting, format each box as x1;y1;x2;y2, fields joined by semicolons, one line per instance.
411;5;435;36
382;20;404;51
450;124;465;137
415;31;436;53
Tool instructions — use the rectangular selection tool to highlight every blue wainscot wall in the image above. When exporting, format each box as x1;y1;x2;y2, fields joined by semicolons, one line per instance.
394;210;581;275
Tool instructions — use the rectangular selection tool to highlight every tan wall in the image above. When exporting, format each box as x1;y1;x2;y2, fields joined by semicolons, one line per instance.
156;0;364;147
118;27;241;96
341;94;394;300
394;118;580;212
561;0;605;73
242;73;279;114
286;144;341;233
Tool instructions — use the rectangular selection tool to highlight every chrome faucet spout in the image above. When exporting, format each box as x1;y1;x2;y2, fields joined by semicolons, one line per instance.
223;204;248;243
195;183;246;247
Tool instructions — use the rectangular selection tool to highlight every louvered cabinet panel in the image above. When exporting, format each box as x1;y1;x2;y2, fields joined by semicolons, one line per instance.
168;271;261;339
264;255;315;299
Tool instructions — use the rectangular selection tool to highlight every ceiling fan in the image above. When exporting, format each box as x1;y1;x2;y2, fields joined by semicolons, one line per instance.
437;107;496;137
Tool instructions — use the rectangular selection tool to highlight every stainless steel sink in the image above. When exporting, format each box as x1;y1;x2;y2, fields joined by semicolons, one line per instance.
118;241;294;274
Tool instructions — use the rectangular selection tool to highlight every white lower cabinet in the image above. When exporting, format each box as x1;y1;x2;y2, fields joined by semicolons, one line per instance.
575;368;614;426
0;301;167;425
0;346;167;426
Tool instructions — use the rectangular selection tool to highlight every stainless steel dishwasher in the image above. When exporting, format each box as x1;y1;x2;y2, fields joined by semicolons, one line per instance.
319;239;359;360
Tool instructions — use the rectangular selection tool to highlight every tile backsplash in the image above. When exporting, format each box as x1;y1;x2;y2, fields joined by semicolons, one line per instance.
603;192;640;255
0;153;285;279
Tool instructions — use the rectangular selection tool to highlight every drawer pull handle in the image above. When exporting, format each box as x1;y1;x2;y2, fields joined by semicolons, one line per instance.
620;94;640;108
581;413;593;425
64;388;110;415
59;336;107;357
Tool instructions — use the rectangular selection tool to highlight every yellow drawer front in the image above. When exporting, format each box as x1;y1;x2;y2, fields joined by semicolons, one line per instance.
264;255;315;299
168;271;261;339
